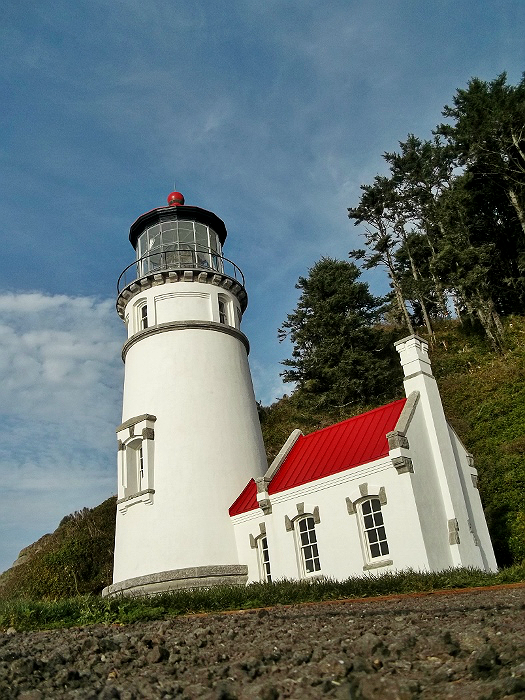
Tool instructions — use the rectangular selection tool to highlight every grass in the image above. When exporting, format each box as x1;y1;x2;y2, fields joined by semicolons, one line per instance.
1;564;524;632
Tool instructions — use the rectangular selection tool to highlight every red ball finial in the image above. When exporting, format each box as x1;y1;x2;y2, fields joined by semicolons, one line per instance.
167;191;185;206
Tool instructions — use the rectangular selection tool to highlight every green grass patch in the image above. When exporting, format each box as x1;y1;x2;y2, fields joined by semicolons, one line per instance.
1;565;523;632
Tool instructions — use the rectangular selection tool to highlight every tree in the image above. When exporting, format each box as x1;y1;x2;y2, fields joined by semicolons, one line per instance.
436;73;525;239
348;175;416;335
278;258;402;408
434;73;525;333
384;134;454;320
348;74;525;347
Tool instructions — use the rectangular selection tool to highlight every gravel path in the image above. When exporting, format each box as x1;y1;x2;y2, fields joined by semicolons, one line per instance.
1;585;524;699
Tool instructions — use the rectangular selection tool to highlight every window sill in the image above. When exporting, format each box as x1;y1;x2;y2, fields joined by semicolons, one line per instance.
363;558;393;571
117;488;155;513
302;572;325;581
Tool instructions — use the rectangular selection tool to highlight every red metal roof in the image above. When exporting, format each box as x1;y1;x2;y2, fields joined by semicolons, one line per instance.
269;398;406;493
229;398;407;516
229;479;257;516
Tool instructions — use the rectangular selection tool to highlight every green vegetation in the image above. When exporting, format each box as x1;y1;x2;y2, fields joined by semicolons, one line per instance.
1;565;524;632
431;318;525;567
0;497;116;600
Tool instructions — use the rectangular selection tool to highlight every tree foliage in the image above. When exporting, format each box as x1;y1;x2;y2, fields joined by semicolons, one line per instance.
278;258;402;408
348;72;525;348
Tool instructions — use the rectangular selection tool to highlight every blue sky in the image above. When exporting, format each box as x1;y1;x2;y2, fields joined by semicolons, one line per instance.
1;0;524;574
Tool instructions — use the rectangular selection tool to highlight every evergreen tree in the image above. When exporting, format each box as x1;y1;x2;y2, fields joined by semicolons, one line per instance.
437;73;525;239
348;175;416;334
349;74;525;346
278;258;402;407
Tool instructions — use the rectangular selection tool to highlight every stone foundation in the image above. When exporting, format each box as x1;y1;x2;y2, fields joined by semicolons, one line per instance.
102;564;248;598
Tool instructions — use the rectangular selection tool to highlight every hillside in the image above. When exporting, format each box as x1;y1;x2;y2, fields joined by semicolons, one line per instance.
1;318;524;599
0;497;116;600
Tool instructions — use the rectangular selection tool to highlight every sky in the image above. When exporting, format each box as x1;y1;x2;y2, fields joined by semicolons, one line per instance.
1;0;524;574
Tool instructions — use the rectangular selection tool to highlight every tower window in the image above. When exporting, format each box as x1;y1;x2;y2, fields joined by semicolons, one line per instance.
123;439;144;497
140;304;148;330
138;445;145;482
218;297;229;325
116;414;156;511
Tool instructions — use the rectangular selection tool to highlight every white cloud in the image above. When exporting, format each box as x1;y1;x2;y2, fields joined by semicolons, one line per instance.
0;292;124;573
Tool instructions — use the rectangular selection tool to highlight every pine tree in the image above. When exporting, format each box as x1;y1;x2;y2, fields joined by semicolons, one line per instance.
278;258;402;407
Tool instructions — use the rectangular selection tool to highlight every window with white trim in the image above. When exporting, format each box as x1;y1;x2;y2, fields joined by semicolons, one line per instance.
135;299;148;332
295;515;321;575
123;438;145;497
256;535;272;583
116;414;156;511
359;498;389;560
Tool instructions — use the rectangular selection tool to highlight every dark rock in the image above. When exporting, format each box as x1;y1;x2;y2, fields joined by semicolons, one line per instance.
468;644;499;679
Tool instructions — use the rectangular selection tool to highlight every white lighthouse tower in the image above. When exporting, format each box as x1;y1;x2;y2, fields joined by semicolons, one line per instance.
103;192;268;597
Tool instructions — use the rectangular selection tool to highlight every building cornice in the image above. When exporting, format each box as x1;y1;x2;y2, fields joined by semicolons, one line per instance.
122;320;250;360
117;268;248;318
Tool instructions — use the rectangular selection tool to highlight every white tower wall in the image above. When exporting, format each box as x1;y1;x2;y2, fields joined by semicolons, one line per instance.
104;200;268;597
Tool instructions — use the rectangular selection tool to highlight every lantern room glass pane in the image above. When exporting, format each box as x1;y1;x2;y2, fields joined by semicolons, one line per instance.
137;233;147;258
161;228;177;245
148;226;162;251
177;228;194;244
195;223;208;247
196;249;211;268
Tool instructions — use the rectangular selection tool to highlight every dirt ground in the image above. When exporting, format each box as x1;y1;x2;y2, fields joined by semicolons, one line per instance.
1;585;524;699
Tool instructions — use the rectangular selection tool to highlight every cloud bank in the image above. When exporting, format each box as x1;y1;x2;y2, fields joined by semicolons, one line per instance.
0;292;124;573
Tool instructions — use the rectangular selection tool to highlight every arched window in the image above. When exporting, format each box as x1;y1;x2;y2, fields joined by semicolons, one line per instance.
218;294;232;326
218;297;228;325
359;498;389;560
123;438;144;498
140;303;148;330
116;414;156;512
134;299;148;333
295;515;321;576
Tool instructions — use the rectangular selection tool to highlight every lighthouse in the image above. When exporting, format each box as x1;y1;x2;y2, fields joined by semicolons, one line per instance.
103;192;268;597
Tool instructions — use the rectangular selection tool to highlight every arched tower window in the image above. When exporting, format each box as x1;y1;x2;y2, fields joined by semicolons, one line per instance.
140;303;148;330
218;295;229;325
116;414;156;512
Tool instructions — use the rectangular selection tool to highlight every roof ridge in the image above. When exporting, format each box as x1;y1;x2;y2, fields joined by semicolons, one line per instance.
301;397;407;440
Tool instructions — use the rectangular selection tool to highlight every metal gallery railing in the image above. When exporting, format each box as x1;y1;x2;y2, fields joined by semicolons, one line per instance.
117;245;245;293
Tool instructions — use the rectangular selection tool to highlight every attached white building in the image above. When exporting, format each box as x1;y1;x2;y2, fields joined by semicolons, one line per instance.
104;194;496;598
229;335;497;582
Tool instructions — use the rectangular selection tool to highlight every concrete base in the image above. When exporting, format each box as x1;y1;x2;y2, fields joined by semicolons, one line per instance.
102;564;248;598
